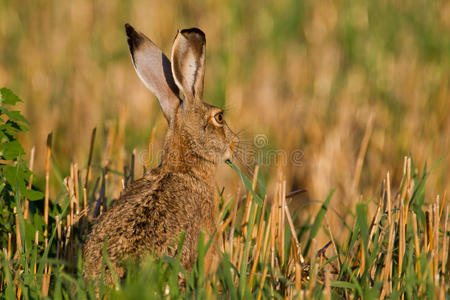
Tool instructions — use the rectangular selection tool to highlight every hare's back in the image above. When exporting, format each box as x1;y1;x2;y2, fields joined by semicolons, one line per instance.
83;178;156;268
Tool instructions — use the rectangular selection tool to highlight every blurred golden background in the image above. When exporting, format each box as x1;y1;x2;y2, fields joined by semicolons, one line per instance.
1;0;449;240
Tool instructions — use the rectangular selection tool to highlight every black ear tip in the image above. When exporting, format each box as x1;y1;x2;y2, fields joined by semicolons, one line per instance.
125;23;135;37
180;28;206;41
125;23;143;51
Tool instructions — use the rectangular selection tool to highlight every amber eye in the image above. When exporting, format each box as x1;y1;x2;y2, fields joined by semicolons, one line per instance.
214;112;224;125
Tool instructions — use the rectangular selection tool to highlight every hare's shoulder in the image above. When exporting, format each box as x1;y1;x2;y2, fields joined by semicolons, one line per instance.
89;177;156;227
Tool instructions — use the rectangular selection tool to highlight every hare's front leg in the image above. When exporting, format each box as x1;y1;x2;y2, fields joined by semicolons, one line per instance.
177;224;201;271
103;263;126;287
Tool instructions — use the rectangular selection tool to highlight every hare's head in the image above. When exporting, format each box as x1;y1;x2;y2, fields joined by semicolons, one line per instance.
125;24;238;167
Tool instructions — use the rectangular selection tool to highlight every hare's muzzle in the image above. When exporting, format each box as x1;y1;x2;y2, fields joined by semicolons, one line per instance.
223;138;238;162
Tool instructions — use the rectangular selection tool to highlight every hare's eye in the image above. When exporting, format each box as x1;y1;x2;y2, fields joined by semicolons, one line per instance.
214;112;224;125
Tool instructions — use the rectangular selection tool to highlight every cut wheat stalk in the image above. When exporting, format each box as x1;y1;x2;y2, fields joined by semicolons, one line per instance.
74;162;80;215
261;213;272;267
307;260;318;298
236;166;259;271
280;180;286;267
13;207;22;257
295;262;301;294
367;199;382;252
359;242;365;276
41;265;51;297
228;186;240;259
218;196;233;225
85;127;96;189
424;210;429;251
324;216;340;275
324;269;331;300
397;202;405;292
426;210;432;253
56;216;61;259
398;160;409;291
433;200;439;282
386;171;392;225
284;196;305;264
44;133;52;238
412;212;421;278
7;232;11;259
248;195;268;288
256;263;269;300
103;122;115;169
276;176;283;265
439;191;446;218
33;230;38;275
352;113;373;192
255;213;273;299
24;145;35;220
64;174;75;236
130;148;136;183
380;210;396;298
270;201;276;280
439;277;446;300
241;165;259;236
441;205;448;275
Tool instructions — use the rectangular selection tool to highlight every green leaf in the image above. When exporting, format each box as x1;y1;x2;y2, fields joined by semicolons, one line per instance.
239;198;258;296
2;120;28;136
0;140;25;160
0;88;22;105
1;254;16;299
356;202;369;268
4;165;19;190
33;213;45;235
330;280;358;290
226;160;263;204
0;108;29;125
220;253;238;299
5;164;29;195
25;220;37;251
24;189;44;201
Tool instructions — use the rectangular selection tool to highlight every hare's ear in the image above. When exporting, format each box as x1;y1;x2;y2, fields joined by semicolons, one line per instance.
125;24;180;123
171;28;206;103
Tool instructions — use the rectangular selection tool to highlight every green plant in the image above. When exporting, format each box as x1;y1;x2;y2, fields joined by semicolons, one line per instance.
0;88;43;249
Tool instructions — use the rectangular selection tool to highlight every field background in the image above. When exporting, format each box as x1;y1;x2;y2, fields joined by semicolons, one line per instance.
1;0;450;246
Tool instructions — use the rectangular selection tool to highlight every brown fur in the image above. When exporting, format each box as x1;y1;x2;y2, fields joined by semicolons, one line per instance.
82;24;238;284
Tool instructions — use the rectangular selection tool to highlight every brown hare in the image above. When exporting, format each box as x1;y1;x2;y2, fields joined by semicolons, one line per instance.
82;24;239;284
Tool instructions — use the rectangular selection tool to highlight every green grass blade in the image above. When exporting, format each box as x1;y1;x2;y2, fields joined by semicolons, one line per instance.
226;161;263;204
304;188;334;255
